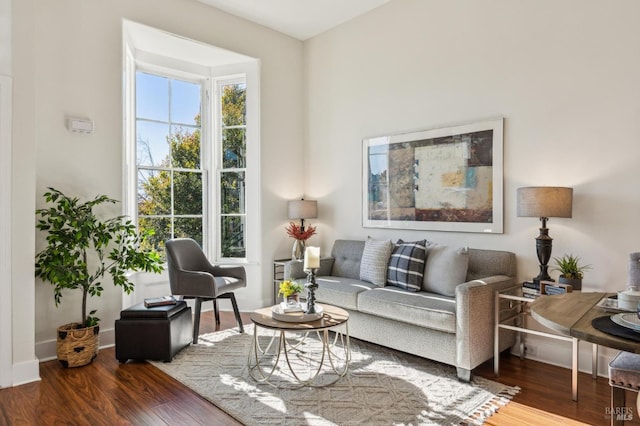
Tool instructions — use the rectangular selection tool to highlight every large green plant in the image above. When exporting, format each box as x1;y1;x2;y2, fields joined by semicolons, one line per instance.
35;188;164;327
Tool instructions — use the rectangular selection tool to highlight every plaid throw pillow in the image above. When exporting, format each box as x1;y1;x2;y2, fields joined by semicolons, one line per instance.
387;239;427;291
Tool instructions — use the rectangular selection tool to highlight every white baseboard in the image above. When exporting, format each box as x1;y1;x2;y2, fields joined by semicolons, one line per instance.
9;358;41;387
515;334;618;378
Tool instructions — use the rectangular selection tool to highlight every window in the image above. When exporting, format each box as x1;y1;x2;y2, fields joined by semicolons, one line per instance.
123;20;259;265
136;72;204;257
218;79;247;258
134;72;248;261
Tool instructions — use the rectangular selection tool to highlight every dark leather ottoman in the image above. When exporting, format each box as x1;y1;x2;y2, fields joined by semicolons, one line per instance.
115;301;192;363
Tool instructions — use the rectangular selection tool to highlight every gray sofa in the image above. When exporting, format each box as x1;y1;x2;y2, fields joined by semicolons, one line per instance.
284;239;517;381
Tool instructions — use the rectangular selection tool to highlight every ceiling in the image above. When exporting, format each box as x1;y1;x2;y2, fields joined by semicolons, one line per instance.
197;0;392;40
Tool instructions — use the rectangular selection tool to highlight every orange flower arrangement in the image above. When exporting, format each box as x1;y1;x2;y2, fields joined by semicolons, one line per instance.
285;222;317;241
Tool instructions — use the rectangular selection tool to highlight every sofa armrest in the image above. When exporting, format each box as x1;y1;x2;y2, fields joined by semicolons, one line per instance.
455;275;516;371
283;257;335;280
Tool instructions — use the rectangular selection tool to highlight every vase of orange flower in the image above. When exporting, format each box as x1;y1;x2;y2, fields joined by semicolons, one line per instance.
285;222;317;260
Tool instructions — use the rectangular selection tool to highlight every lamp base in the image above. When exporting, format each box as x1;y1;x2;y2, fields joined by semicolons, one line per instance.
534;222;554;285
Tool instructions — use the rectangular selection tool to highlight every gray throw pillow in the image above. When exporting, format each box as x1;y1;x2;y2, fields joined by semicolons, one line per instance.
423;244;469;297
359;237;393;286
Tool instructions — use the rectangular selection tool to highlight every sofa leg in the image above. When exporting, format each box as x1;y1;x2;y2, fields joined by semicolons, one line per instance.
457;367;472;382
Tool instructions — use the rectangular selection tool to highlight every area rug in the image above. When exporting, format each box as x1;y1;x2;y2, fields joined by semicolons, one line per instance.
151;325;519;425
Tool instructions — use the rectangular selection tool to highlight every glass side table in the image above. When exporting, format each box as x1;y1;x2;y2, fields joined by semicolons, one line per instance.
494;284;591;401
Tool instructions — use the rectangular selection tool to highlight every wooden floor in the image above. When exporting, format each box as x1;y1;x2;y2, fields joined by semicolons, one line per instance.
1;311;639;426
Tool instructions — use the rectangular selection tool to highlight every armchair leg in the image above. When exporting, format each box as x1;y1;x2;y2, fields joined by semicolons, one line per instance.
214;299;220;325
193;298;203;344
230;293;244;333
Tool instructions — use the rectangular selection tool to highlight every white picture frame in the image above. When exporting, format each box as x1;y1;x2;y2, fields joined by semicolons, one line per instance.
362;118;504;233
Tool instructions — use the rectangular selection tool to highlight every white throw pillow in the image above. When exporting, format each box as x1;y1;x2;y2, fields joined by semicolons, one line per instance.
422;244;469;297
359;237;393;286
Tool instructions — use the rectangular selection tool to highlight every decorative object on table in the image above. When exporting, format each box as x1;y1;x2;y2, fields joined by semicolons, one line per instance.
362;118;504;234
286;199;318;260
34;188;164;367
144;295;178;308
277;280;304;312
617;289;640;311
551;253;591;291
517;186;573;284
628;252;640;291
595;295;634;313
304;246;321;314
522;281;541;299
540;280;572;295
151;325;520;426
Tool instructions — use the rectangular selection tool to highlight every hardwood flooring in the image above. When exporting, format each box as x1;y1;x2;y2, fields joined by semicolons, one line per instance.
1;311;639;425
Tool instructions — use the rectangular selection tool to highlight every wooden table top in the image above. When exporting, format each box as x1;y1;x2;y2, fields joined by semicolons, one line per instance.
250;303;349;331
531;291;640;353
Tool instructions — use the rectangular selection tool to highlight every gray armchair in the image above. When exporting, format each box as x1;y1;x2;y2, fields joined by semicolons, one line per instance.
165;238;245;343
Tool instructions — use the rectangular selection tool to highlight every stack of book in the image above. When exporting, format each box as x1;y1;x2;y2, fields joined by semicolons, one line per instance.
522;281;540;299
540;281;572;295
522;280;573;299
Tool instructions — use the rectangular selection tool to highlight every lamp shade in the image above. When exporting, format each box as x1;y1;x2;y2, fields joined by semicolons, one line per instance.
517;187;573;218
288;199;318;220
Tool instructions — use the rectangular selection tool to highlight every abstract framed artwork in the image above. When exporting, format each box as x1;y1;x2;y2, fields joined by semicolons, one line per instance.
362;118;504;233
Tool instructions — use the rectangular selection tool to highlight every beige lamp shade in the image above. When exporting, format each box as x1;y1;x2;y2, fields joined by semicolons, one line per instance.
517;187;573;218
288;199;318;220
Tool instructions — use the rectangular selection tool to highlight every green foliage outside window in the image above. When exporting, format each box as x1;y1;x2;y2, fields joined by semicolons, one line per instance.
137;82;247;260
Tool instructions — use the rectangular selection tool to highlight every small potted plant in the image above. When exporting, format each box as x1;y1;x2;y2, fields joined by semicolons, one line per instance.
278;279;305;307
552;254;591;291
35;188;164;367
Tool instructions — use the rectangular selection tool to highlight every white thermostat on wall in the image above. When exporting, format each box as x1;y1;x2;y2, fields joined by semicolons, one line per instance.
66;117;94;134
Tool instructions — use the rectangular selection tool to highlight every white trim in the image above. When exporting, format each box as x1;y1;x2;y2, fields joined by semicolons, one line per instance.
0;74;13;388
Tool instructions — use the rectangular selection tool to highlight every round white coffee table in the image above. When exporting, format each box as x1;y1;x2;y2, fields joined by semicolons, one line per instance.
247;303;350;388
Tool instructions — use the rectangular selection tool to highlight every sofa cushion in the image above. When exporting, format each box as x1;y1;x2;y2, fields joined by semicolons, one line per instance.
358;287;456;333
387;239;427;291
315;276;378;310
359;237;393;286
330;240;365;279
423;244;470;297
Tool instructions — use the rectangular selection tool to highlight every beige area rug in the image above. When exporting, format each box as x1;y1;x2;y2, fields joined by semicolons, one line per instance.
151;325;519;425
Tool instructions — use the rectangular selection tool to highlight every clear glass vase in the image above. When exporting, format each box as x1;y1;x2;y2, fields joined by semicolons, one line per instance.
291;239;305;260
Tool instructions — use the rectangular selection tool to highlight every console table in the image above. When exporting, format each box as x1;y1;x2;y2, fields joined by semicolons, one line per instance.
495;288;614;401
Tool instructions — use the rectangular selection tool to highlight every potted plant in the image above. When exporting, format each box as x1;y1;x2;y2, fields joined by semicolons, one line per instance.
278;279;305;306
35;188;164;367
552;254;591;291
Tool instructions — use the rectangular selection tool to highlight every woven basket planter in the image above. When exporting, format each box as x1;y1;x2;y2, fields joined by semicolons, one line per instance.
56;323;100;368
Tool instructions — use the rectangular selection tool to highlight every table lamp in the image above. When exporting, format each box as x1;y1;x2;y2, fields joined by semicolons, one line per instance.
287;199;318;232
517;186;573;284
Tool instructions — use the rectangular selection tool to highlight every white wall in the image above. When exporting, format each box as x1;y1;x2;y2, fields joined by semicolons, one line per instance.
15;0;304;367
305;0;640;370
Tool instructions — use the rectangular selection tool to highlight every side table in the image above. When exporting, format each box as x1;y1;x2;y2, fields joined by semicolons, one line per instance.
494;285;599;401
